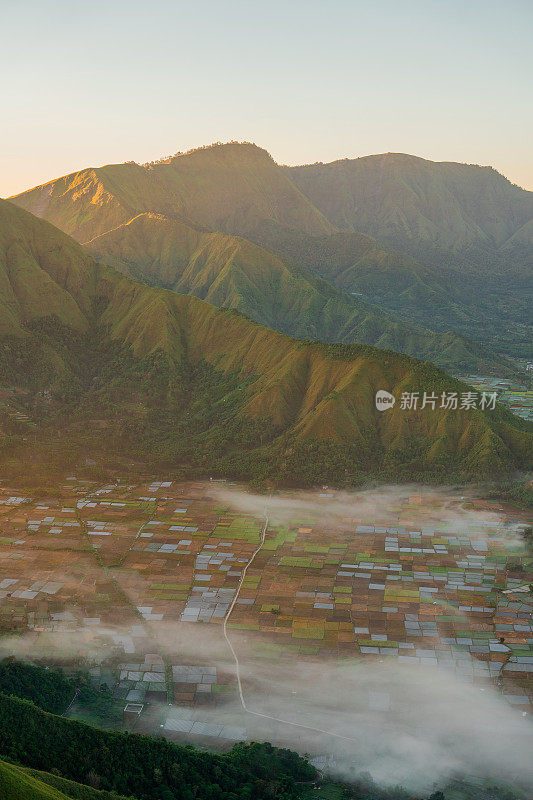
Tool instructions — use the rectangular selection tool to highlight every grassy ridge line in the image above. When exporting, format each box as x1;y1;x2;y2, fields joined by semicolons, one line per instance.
86;212;512;375
0;760;73;800
0;198;530;479
0;759;132;800
21;766;132;800
99;270;531;470
10;143;335;245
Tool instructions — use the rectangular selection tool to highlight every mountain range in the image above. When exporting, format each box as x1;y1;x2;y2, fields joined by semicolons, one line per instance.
83;212;505;374
10;143;532;367
287;153;532;351
0;197;530;485
287;152;533;264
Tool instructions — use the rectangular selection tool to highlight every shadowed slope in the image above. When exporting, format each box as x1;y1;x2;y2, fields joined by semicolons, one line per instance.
253;226;532;347
0;199;530;482
287;152;533;269
11;143;531;362
86;212;514;375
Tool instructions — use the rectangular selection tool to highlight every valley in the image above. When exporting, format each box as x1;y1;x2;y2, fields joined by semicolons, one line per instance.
0;144;531;799
1;1;532;796
0;477;532;794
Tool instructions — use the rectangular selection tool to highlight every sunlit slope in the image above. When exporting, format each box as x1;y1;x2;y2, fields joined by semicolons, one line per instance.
287;152;533;268
0;759;83;800
0;760;133;799
11;143;530;363
99;271;532;474
0;199;530;479
86;212;512;374
0;200;97;336
13;143;532;269
0;761;67;800
11;143;335;245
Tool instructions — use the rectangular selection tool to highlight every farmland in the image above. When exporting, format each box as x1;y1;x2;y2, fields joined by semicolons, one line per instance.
0;478;532;784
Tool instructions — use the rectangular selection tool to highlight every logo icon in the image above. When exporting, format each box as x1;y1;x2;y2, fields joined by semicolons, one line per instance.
375;390;396;411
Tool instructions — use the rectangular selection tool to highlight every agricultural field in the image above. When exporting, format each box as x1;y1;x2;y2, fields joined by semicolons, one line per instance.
456;374;533;422
0;478;531;774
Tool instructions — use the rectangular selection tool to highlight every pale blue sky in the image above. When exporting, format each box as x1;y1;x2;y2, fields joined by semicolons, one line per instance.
1;0;532;196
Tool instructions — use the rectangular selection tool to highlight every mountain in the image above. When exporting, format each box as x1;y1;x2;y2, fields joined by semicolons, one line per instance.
11;143;335;246
10;143;532;362
287;152;533;267
14;145;532;274
84;211;511;374
0;199;530;485
286;154;533;353
9;144;523;372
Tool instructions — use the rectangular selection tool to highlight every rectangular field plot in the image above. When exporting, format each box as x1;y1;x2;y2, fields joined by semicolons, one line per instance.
0;480;531;723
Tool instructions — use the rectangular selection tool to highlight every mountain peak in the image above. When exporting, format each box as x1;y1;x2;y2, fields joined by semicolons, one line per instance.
143;141;273;169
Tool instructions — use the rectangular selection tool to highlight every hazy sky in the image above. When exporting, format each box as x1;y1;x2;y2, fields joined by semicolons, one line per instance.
1;0;532;197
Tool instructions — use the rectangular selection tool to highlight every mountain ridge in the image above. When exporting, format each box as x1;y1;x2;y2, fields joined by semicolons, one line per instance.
11;143;335;245
8;142;532;363
85;210;512;374
287;151;533;263
0;199;530;485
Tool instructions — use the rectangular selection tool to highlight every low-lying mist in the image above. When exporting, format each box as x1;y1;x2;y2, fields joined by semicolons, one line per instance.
2;483;531;794
213;482;528;548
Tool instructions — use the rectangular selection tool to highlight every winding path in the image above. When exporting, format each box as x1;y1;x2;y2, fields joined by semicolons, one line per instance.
222;505;360;743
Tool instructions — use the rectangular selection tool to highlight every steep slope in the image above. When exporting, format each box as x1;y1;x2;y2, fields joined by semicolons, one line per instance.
0;199;97;336
86;212;512;374
256;227;532;351
282;154;532;353
10;143;531;362
0;760;129;800
287;152;533;268
0;760;73;800
0;200;530;484
11;143;335;245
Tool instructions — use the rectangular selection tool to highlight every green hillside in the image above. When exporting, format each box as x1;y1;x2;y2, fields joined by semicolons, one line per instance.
287;152;533;264
0;692;315;800
0;760;130;800
0;199;97;336
86;211;512;374
10;142;531;361
0;199;530;485
11;143;334;246
0;760;74;800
